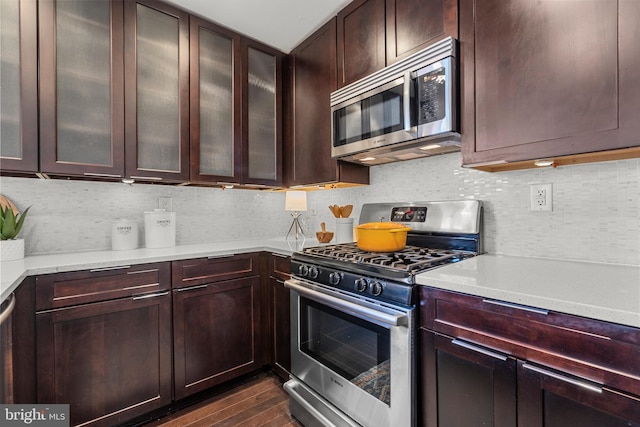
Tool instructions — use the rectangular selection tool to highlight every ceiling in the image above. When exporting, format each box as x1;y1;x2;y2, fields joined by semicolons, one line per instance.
165;0;352;53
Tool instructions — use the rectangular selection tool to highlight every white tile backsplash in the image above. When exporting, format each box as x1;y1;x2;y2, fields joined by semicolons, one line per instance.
1;153;639;265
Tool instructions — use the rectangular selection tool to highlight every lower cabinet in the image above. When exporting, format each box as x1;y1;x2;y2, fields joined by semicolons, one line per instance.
421;330;516;427
517;361;640;427
19;252;275;426
420;287;640;427
35;263;172;427
172;275;262;399
268;254;291;381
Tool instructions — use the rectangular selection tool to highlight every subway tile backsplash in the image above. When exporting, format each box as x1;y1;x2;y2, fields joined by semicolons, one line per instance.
1;153;638;265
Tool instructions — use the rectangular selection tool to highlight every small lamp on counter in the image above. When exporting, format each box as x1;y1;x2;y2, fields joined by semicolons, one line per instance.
285;190;307;241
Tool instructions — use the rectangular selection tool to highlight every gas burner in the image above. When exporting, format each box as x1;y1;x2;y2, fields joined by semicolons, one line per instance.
302;243;473;274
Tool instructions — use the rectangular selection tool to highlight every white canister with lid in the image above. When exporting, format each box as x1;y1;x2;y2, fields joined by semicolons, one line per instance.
144;209;176;248
111;219;139;251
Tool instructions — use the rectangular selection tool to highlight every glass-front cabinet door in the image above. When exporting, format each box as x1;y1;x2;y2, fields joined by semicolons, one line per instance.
125;0;189;182
0;0;38;173
243;40;283;187
189;17;242;184
39;0;124;178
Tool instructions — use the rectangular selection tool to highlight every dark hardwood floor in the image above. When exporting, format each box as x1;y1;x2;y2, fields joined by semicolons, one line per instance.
144;374;303;427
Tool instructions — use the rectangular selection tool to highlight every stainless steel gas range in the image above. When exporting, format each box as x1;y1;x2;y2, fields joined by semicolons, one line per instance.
284;200;483;427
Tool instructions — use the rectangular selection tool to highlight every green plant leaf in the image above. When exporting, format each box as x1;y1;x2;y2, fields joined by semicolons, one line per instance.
13;206;30;238
2;207;16;239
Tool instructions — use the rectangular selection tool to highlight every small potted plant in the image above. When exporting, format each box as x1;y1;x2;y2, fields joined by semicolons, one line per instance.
0;202;30;261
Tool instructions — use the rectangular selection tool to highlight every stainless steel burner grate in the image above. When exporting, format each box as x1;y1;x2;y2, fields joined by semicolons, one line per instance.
302;243;472;274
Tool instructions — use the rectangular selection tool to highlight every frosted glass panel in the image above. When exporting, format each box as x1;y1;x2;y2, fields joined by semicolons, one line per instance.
0;0;21;159
247;48;276;180
199;29;233;176
136;4;180;172
56;0;112;165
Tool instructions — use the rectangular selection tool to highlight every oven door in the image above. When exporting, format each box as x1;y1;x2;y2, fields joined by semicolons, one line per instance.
285;278;414;427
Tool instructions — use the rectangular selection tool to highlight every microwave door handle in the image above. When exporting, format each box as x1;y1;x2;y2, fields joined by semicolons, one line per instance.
403;71;413;132
285;279;407;327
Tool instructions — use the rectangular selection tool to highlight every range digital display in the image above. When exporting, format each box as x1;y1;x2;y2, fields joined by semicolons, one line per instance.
390;207;427;222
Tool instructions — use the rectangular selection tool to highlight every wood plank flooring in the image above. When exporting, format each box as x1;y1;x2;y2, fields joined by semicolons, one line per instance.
144;374;303;427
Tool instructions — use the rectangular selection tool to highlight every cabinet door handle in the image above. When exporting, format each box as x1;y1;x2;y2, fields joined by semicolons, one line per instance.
0;293;16;326
132;291;169;300
174;284;209;293
482;299;549;315
451;339;508;361
90;265;131;273
522;363;602;394
83;172;122;178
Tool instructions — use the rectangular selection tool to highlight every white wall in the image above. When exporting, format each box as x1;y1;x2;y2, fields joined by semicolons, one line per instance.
2;153;638;265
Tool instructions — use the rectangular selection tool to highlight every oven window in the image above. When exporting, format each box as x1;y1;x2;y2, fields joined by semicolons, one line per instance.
300;297;391;405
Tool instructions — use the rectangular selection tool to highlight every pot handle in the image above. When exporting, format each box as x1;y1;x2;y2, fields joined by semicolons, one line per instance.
388;227;411;233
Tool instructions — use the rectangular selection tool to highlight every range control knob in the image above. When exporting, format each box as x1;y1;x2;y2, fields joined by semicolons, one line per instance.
298;264;309;277
369;281;383;296
354;278;368;292
308;266;319;279
328;272;342;285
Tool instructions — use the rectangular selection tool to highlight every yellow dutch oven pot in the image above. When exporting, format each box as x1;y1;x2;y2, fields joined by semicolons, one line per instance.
355;222;412;252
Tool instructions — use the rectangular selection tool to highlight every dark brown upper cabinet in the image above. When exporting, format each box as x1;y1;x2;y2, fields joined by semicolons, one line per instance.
0;0;38;174
39;0;125;179
337;0;386;88
287;19;369;187
190;23;283;188
124;0;190;182
336;0;457;88
189;17;243;184
460;0;640;170
242;39;284;187
385;0;458;64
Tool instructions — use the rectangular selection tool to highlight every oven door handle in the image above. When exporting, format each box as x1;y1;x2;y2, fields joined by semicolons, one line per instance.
285;279;408;327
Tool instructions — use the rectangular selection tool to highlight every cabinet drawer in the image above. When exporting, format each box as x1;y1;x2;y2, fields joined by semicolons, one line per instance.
172;253;258;289
419;287;640;394
271;253;290;280
36;263;170;311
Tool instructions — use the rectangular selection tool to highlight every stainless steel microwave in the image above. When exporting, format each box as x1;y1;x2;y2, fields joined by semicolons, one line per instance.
331;37;460;165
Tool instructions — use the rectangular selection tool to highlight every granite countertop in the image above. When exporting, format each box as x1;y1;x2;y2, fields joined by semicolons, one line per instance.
0;237;311;304
415;254;640;329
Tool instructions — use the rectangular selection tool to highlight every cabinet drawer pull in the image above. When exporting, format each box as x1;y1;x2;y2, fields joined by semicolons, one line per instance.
272;253;288;259
451;339;508;361
0;293;16;326
90;265;131;273
174;284;208;292
207;254;235;260
482;299;549;315
132;291;169;300
275;279;285;285
522;363;602;394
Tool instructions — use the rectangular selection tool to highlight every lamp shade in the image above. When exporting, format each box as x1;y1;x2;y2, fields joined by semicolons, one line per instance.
285;191;307;211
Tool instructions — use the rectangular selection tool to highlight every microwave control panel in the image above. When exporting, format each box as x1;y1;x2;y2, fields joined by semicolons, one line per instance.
391;207;427;222
418;67;446;124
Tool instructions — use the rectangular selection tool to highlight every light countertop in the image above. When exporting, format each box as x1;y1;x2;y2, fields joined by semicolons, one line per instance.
0;238;310;304
416;254;640;328
3;245;639;329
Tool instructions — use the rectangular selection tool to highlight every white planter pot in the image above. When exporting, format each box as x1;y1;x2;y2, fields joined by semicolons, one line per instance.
0;238;25;261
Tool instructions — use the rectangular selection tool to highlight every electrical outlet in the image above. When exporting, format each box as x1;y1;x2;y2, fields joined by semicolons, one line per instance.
310;201;317;216
158;197;173;211
530;184;552;212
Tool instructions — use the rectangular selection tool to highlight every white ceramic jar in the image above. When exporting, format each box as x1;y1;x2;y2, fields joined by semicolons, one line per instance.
144;210;176;248
111;219;139;251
